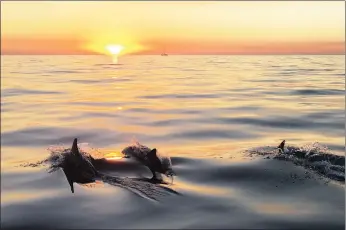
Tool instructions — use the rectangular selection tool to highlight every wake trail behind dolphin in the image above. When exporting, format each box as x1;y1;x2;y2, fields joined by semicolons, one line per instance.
99;173;179;202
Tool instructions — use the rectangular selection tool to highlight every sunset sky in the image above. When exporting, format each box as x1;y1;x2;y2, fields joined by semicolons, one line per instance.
1;1;345;55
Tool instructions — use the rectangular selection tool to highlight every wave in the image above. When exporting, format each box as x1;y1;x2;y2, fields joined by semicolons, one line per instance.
13;139;345;229
246;141;345;182
292;89;344;96
140;93;226;99
1;88;62;97
21;140;345;201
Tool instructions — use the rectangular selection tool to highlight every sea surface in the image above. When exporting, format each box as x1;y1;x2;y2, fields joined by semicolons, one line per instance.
1;55;345;229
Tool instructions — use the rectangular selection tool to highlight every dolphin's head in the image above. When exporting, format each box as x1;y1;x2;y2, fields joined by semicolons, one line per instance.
164;168;175;184
165;168;176;178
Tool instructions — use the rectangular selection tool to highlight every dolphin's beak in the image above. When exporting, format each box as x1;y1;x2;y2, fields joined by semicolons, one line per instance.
166;170;175;177
165;170;175;184
166;174;174;184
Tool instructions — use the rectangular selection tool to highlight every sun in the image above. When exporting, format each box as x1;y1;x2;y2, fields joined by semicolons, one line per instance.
106;44;124;55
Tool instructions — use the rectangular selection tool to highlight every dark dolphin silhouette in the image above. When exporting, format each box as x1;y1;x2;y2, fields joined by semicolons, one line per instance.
146;148;174;181
122;145;175;182
59;139;177;193
61;138;98;193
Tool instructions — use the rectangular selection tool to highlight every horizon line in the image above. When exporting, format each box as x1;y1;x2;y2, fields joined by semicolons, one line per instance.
1;53;345;56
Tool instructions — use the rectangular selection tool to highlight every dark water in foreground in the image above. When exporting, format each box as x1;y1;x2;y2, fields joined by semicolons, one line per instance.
1;55;345;229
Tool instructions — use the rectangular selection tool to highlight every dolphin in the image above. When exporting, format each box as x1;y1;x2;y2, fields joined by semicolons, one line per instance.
38;138;182;199
277;140;344;166
146;148;175;181
61;138;98;193
122;145;175;182
60;139;176;192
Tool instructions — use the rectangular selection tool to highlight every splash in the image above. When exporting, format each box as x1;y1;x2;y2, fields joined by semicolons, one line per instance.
246;141;345;182
297;142;332;156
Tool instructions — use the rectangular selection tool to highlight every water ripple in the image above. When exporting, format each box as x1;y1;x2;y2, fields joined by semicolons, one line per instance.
292;89;344;96
2;88;62;97
1;55;344;229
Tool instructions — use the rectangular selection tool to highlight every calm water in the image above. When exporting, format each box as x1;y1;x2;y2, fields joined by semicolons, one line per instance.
1;55;345;229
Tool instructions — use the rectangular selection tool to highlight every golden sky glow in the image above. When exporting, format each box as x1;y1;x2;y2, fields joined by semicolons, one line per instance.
1;1;345;55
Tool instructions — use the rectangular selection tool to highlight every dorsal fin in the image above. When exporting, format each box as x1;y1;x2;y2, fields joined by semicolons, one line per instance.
71;138;80;156
147;148;157;159
277;140;285;152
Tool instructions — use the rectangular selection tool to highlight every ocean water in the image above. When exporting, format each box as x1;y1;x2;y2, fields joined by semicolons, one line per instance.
1;55;345;229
